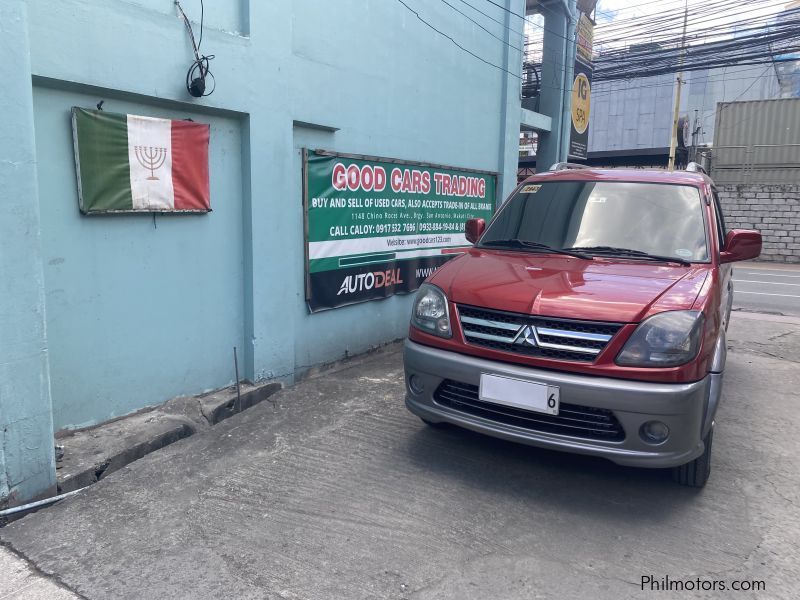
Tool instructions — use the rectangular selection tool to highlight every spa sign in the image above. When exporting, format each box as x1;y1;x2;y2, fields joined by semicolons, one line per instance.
303;150;497;312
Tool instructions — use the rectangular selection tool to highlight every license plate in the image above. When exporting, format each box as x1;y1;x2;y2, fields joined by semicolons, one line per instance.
479;374;560;415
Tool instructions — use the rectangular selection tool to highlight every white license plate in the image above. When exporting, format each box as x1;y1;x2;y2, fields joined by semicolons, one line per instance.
479;374;560;416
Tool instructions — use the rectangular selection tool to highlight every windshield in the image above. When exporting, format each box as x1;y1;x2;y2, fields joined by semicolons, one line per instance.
480;181;709;262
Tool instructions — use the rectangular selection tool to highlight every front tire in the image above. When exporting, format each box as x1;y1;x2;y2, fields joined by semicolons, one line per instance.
672;425;714;487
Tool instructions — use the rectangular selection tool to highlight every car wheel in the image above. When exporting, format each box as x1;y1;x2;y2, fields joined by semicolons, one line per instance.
420;418;447;429
672;425;713;487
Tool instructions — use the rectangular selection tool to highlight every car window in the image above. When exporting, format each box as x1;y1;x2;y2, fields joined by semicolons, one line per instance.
711;189;728;250
481;181;709;262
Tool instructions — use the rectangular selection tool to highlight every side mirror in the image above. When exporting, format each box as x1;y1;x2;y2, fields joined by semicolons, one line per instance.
465;218;486;244
720;229;762;263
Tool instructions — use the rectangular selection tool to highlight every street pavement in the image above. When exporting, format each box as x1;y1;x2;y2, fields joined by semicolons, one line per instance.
733;261;800;317
0;545;78;599
2;305;799;598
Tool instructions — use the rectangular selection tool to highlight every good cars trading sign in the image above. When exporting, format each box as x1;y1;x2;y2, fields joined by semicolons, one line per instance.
304;150;496;312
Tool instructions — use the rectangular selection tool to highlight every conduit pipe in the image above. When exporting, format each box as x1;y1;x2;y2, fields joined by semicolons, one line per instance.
0;486;89;519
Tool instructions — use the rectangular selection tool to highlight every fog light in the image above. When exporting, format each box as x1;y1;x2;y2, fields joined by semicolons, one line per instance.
408;375;425;395
640;421;670;444
436;318;450;334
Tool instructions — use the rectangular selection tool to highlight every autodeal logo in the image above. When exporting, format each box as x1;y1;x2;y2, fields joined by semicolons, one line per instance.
337;269;404;296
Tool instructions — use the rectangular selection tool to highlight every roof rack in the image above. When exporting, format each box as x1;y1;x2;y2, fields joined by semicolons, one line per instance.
549;162;590;171
686;162;707;174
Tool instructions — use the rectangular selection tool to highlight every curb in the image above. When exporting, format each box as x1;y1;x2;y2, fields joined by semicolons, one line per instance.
55;382;282;495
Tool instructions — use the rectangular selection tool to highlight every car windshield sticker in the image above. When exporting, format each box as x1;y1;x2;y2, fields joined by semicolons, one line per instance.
675;248;693;257
521;184;541;193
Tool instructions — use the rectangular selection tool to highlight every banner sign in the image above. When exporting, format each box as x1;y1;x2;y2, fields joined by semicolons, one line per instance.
304;150;497;312
71;108;210;214
569;59;593;160
576;13;594;65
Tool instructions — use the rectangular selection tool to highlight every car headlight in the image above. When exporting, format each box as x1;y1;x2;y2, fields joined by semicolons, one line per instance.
616;311;705;367
411;284;451;338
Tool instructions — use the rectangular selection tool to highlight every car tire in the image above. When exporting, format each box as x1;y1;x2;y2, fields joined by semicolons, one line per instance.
420;418;447;429
672;425;713;488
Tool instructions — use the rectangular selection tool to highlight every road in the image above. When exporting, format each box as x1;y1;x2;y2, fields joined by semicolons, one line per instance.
2;309;799;599
733;261;800;317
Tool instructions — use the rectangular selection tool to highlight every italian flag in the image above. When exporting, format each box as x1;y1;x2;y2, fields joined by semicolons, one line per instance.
72;108;210;213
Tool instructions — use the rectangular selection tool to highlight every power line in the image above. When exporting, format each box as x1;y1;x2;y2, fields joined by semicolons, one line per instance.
394;0;522;79
521;0;797;83
591;69;776;99
454;0;524;39
479;0;578;44
439;0;522;52
593;11;800;81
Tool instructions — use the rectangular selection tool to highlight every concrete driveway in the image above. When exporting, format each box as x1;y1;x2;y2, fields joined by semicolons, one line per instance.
2;312;799;599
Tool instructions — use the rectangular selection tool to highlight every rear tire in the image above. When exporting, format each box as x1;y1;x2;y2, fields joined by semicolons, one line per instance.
672;425;714;487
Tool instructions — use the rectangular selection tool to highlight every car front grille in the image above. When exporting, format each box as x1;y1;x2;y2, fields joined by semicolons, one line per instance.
457;304;622;363
434;380;625;442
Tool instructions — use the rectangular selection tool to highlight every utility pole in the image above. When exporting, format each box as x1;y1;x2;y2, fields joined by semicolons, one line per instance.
668;0;689;171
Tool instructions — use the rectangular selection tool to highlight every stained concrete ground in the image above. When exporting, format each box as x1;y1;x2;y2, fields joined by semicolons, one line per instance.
0;546;78;599
2;311;799;599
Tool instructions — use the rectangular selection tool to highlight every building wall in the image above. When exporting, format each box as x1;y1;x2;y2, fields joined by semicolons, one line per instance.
0;0;57;506
9;0;525;436
589;64;781;153
33;87;247;430
718;185;800;263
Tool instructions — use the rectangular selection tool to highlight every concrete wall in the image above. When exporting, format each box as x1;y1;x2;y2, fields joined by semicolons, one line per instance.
0;0;57;506
33;87;247;430
0;0;530;503
718;185;800;263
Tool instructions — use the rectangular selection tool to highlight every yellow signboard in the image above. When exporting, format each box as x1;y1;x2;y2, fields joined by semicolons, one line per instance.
571;72;591;135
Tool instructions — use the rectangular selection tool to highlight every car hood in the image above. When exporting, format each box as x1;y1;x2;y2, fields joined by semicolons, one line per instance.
429;249;710;323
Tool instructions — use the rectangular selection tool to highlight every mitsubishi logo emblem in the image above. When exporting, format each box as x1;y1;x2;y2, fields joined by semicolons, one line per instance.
514;325;538;347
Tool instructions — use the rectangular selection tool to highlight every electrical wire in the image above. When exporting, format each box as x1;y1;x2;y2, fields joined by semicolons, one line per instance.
393;0;794;99
518;0;797;87
439;0;521;52
591;69;777;99
175;0;215;97
478;0;579;44
454;0;524;40
591;2;799;82
394;0;522;79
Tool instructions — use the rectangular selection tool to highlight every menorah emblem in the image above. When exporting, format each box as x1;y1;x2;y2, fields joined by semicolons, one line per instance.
134;146;167;180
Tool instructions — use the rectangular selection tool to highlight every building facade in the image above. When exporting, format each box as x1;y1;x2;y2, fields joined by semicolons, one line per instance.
1;0;576;506
588;64;781;161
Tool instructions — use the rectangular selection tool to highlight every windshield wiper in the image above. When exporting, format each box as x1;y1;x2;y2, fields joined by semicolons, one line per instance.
481;239;593;260
566;246;692;266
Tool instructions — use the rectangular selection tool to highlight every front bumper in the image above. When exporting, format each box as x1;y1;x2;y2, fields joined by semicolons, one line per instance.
404;340;721;468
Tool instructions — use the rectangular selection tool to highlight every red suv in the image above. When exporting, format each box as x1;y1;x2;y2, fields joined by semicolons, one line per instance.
404;164;761;487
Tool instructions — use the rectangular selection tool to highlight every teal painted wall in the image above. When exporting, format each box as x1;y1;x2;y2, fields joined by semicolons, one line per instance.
33;88;246;430
3;0;541;500
0;0;57;505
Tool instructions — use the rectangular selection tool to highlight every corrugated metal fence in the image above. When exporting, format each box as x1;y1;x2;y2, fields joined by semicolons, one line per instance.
712;97;800;185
